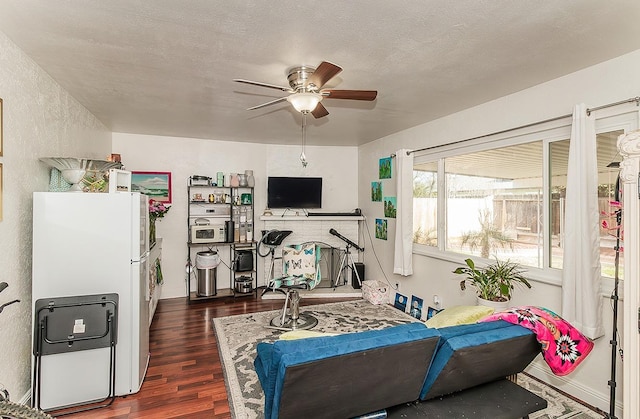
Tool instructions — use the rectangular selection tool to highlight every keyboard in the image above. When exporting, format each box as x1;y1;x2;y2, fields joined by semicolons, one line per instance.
308;210;362;216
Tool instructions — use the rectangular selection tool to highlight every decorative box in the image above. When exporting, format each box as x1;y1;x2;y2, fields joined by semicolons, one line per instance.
362;280;389;305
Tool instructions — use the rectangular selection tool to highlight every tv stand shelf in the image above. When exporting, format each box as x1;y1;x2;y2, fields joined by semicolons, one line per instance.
260;215;364;221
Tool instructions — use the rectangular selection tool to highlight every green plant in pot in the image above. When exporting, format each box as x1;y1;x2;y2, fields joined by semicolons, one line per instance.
454;258;532;309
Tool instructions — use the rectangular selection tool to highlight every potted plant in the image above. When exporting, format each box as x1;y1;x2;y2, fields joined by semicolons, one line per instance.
453;258;532;309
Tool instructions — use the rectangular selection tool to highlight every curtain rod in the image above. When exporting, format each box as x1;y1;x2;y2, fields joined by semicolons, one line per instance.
390;95;640;158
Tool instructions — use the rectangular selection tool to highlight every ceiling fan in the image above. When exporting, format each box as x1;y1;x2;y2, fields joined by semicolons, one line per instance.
234;61;377;118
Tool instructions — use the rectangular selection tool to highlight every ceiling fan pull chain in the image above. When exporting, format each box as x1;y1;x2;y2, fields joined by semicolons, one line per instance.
300;113;308;167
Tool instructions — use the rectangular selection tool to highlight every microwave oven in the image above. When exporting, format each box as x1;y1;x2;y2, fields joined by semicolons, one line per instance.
191;224;226;243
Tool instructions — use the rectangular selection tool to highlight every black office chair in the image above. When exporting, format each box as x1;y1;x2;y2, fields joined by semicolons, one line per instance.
257;230;292;295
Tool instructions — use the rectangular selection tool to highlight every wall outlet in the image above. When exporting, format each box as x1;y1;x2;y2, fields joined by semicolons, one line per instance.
433;295;441;308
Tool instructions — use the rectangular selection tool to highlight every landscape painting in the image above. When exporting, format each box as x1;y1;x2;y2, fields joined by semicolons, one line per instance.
384;196;397;218
371;181;382;201
379;157;392;179
375;218;387;240
132;171;172;203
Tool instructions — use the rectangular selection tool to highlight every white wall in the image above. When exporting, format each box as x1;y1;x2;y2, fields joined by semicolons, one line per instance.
358;49;640;414
112;133;359;299
0;32;111;400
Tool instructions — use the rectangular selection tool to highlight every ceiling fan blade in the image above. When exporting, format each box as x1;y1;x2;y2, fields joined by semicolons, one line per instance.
308;61;342;89
311;102;329;119
234;79;292;92
322;89;378;101
246;96;288;110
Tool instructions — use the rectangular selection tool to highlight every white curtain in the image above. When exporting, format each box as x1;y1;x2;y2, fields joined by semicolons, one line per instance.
393;149;414;276
561;103;604;339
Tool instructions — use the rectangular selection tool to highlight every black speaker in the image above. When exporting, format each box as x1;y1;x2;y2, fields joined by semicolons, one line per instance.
352;262;365;289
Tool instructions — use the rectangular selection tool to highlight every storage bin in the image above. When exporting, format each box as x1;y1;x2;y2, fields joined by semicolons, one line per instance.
362;280;389;305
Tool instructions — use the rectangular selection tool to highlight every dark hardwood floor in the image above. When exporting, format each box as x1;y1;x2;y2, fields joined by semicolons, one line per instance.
58;293;358;419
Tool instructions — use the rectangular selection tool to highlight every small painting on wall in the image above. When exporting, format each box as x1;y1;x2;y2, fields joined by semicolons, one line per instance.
410;295;423;320
394;293;408;312
371;181;382;201
375;218;387;240
131;171;172;203
427;306;443;320
379;157;392;179
383;196;397;218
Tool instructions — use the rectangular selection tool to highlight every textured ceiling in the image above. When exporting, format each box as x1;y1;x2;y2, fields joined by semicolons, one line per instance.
1;1;639;147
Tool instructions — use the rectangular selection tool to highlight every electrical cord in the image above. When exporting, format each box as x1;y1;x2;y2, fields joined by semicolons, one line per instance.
361;216;399;291
256;230;277;258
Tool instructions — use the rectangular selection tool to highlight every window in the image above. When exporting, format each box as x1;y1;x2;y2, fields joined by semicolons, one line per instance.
412;113;635;279
413;161;437;246
445;142;543;268
549;130;623;278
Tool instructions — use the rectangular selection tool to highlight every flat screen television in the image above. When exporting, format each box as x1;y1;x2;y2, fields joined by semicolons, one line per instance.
267;177;322;209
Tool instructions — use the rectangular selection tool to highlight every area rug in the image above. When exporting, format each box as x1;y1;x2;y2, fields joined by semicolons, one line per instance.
211;300;603;419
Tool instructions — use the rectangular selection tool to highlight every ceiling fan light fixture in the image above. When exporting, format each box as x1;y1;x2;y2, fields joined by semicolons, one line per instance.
287;92;322;113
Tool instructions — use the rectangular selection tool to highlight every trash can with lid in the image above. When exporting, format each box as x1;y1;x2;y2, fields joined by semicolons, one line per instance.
196;251;220;296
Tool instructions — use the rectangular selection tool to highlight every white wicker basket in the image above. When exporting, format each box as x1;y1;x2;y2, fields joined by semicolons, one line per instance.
362;280;389;305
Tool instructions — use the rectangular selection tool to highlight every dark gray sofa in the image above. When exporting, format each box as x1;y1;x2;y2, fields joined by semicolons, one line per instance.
255;320;543;419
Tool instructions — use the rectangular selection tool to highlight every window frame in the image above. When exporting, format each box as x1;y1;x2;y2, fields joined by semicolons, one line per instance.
412;109;639;287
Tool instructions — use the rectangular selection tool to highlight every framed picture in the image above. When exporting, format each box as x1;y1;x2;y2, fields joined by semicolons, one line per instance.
383;196;397;218
375;218;387;240
394;292;408;312
371;181;382;202
379;157;392;179
427;306;443;320
0;97;3;156
409;295;423;320
131;171;172;203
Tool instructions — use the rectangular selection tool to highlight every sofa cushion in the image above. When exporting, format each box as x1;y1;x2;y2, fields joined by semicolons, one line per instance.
425;305;494;328
255;322;440;419
420;322;540;400
437;319;514;341
278;330;339;340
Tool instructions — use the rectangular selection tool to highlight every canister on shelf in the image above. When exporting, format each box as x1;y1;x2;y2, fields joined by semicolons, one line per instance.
245;170;255;187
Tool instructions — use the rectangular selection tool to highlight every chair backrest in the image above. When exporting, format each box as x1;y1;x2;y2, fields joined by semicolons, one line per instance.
282;243;322;289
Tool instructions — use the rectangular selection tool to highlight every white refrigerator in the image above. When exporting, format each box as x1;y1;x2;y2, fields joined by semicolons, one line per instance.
32;192;150;410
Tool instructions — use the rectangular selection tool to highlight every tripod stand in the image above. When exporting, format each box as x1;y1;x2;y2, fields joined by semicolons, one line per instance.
329;228;364;288
334;243;362;288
